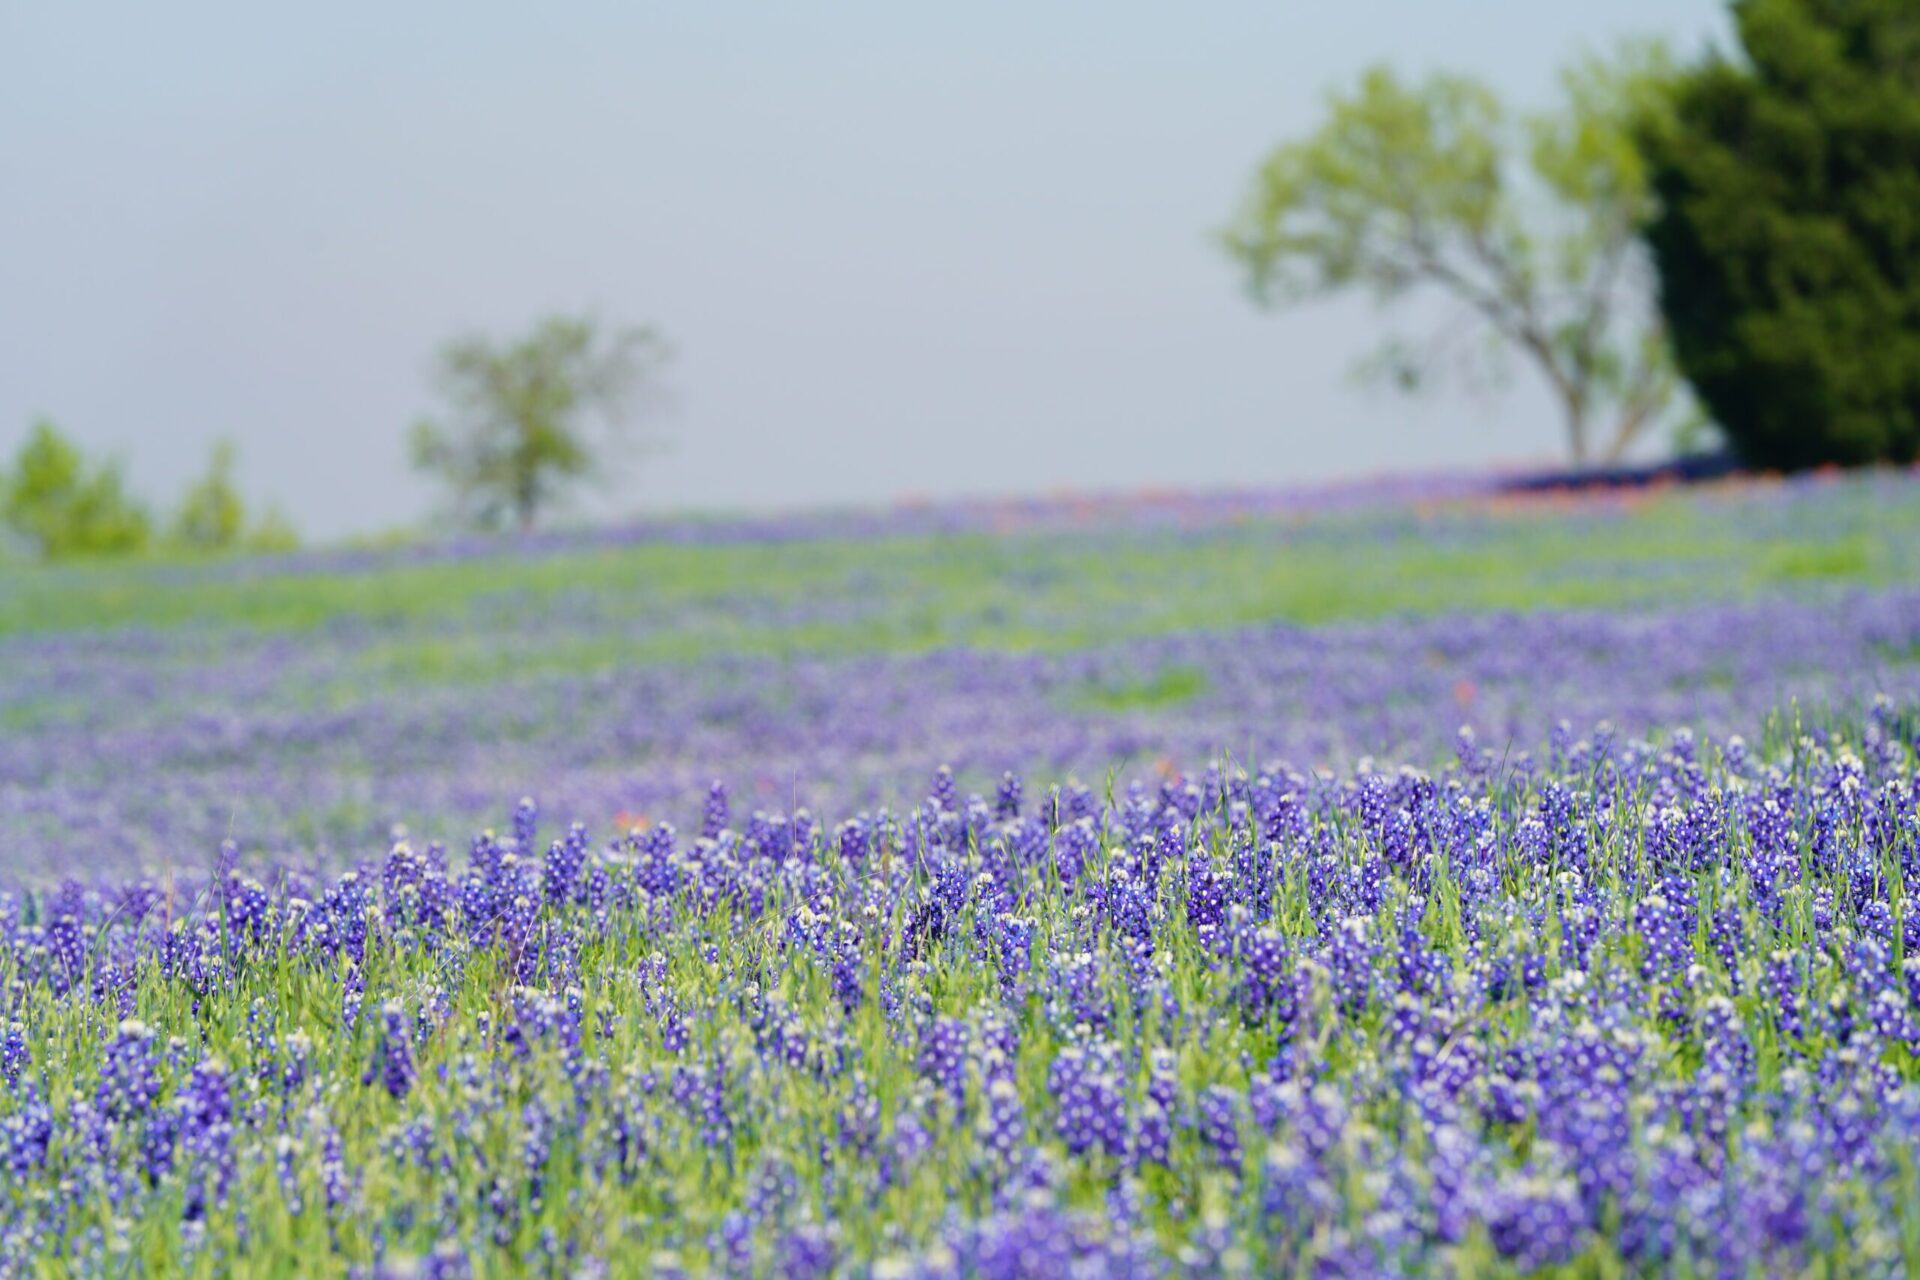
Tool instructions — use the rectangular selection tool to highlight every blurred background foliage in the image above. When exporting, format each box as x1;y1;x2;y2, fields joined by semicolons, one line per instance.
1225;0;1918;475
0;422;299;562
0;421;153;561
1221;43;1693;468
408;315;672;534
5;0;1916;565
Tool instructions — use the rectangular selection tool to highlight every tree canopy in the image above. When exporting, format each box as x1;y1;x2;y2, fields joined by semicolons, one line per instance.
1223;45;1692;467
410;315;671;532
1640;0;1920;470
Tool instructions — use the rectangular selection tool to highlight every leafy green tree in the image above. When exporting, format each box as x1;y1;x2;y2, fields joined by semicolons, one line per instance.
1222;45;1692;467
1640;0;1920;470
171;440;247;551
244;506;301;554
1;419;151;560
410;315;670;532
170;439;301;554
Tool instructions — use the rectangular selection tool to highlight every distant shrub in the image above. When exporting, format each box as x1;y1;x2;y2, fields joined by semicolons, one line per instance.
1;426;298;563
170;440;246;551
0;419;151;560
170;440;300;554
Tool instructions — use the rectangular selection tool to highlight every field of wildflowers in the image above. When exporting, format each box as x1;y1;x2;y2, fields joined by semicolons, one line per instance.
5;473;1920;1276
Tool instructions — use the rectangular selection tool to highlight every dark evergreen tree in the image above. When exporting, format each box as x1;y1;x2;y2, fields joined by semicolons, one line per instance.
1642;0;1920;469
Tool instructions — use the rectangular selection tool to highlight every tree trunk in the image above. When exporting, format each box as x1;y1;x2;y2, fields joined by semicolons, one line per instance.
1563;398;1590;468
1518;329;1590;469
515;478;538;533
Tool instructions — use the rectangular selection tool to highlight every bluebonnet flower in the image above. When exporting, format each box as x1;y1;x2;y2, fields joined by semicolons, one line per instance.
994;771;1022;820
779;1224;836;1280
929;765;958;815
3;1088;53;1177
917;1017;970;1101
1129;1099;1171;1171
511;796;539;853
1767;950;1806;1041
0;1022;27;1089
702;780;731;839
1047;1042;1126;1157
544;823;589;906
96;1019;162;1122
362;1000;417;1101
1483;1171;1587;1270
975;1073;1025;1168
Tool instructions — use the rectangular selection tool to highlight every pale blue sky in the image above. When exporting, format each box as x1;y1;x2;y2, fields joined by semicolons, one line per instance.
0;2;1729;539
